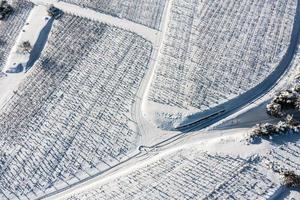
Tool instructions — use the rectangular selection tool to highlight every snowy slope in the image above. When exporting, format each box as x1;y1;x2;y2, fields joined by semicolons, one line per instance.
52;129;300;200
0;14;152;199
142;0;299;130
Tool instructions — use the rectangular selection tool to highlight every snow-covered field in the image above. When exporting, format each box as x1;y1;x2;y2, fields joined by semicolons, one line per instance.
51;130;300;200
143;0;298;129
265;141;300;174
60;0;166;30
0;13;152;199
3;5;50;72
63;151;279;199
0;0;300;199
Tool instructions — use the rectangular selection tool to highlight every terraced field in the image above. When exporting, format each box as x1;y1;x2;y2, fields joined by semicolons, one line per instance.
145;0;298;128
61;0;166;30
265;141;300;174
65;150;279;200
0;14;152;199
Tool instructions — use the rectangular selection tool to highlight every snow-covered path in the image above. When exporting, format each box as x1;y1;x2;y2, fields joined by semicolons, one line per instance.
0;5;52;112
30;0;159;43
132;0;178;146
2;5;49;72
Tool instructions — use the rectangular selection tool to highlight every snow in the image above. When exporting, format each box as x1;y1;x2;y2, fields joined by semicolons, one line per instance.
3;5;49;72
0;4;50;113
0;0;299;199
47;128;296;200
0;13;154;200
30;0;159;43
0;0;33;70
59;0;166;30
142;0;299;130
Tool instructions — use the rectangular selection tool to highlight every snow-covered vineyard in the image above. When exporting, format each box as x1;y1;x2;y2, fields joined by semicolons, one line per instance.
145;0;298;128
0;14;152;199
63;147;280;200
0;0;33;70
60;0;166;30
0;0;300;199
265;141;300;174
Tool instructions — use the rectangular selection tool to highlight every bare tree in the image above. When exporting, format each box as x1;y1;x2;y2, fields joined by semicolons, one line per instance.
19;41;32;53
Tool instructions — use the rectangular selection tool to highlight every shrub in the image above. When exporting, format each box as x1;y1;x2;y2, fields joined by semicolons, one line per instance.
250;115;300;140
282;171;300;188
266;102;284;117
